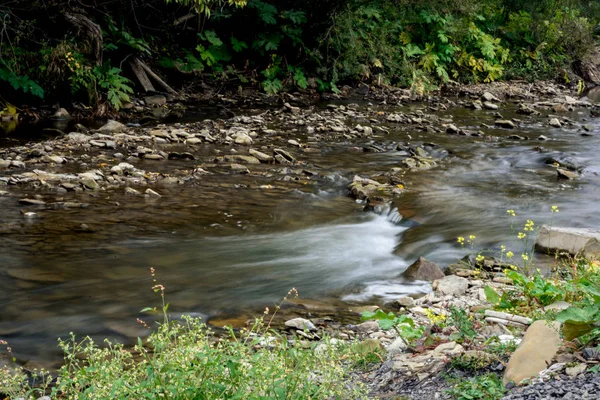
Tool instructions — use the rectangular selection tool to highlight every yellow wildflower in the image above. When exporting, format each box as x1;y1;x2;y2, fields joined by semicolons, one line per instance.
506;251;514;258
551;205;559;213
517;232;526;239
521;253;529;261
524;220;535;232
457;236;465;245
469;235;476;240
507;209;516;217
476;255;485;263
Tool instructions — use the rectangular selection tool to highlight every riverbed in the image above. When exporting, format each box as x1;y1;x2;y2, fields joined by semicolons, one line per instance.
1;84;599;366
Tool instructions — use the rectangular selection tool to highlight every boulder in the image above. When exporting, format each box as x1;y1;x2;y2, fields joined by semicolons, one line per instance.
432;275;468;296
402;257;445;282
233;132;253;145
557;168;579;180
535;226;600;258
482;92;500;102
503;320;562;385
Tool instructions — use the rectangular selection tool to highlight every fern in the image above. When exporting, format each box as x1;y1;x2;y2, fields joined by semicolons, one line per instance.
93;64;133;110
0;68;44;98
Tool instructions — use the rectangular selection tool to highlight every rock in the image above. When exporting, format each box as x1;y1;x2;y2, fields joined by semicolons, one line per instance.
557;168;578;179
54;108;71;119
535;226;600;258
145;188;161;198
144;153;164;161
495;120;516;129
387;337;407;355
483;101;499;110
80;177;99;190
284;102;301;114
503;320;562;385
233;132;253;145
394;296;415;308
10;160;26;169
355;320;379;333
565;363;587;377
273;148;296;163
433;341;464;356
284;318;317;332
517;104;539;115
0;159;10;169
549;118;562;128
97;120;127;134
230;164;249;174
168;152;195;160
65;132;91;143
249;149;274;163
42;155;66;164
125;187;141;196
7;268;65;283
144;95;167;106
446;124;460;134
432;275;469;296
482;92;499;102
402;257;445;282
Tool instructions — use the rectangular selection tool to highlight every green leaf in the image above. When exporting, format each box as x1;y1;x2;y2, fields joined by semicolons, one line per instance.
140;307;155;313
231;37;248;52
484;285;501;304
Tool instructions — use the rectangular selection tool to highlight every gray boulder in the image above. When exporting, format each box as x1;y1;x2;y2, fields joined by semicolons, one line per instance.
432;275;469;296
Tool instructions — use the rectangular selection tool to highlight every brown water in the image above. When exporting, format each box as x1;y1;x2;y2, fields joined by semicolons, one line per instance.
1;99;599;366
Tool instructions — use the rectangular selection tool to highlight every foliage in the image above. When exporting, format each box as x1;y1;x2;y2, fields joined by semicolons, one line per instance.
361;309;424;345
0;68;44;98
447;307;477;342
2;274;367;399
94;64;134;111
446;373;505;400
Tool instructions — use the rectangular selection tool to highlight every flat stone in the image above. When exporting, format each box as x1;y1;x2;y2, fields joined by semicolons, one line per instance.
565;363;587;377
284;317;317;332
543;301;571;312
495;120;516;129
144;153;164;161
222;155;260;164
432;275;469;296
557;168;579;179
249;149;274;163
230;164;249;174
125;187;141;196
482;92;499;102
80;177;99;190
403;257;445;282
503;320;562;385
394;296;415;308
535;226;600;258
483;101;499;110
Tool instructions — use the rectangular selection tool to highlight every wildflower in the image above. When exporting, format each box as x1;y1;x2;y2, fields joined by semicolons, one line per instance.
521;254;529;261
506;251;514;258
510;264;518;270
551;205;559;213
476;255;485;263
469;235;476;240
500;245;506;252
264;307;269;315
517;232;526;239
507;209;516;217
457;236;465;245
524;220;535;231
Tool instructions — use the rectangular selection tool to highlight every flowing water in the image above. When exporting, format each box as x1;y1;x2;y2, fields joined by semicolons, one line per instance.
1;98;600;366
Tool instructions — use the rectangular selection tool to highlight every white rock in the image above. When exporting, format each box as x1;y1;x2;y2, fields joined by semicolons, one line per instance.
284;317;316;332
432;275;469;296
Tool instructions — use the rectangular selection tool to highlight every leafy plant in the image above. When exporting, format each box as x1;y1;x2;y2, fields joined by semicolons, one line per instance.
447;307;477;342
0;67;44;98
446;373;505;400
94;64;134;110
361;309;424;345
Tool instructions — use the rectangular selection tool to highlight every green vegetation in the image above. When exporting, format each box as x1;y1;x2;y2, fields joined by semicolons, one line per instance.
360;309;424;345
446;373;506;400
1;275;366;399
0;0;599;111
